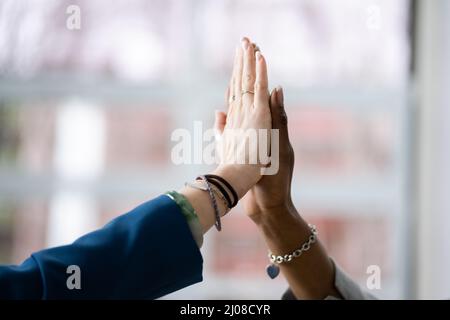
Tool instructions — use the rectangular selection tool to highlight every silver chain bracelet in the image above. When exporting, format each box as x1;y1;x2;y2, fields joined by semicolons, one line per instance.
266;224;318;279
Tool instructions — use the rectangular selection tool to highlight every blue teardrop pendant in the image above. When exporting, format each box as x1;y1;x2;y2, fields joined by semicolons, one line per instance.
266;263;280;279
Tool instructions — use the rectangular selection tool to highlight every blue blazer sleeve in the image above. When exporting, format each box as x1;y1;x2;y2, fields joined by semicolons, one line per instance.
0;195;203;299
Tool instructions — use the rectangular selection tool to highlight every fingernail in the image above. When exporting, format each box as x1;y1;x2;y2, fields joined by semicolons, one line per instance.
276;86;284;106
255;51;262;61
270;88;276;100
241;38;249;50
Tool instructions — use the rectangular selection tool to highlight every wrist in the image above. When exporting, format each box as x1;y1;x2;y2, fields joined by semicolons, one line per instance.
254;203;300;232
212;164;261;199
257;208;309;247
250;198;296;223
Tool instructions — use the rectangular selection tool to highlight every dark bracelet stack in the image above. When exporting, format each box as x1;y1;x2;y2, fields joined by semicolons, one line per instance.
203;174;238;209
188;174;238;231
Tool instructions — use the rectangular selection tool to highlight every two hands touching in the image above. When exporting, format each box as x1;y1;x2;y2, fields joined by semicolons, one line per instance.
181;37;345;299
204;37;341;299
213;37;293;217
214;38;293;220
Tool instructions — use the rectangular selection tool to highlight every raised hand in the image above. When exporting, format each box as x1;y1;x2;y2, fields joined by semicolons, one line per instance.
213;37;272;198
242;86;296;224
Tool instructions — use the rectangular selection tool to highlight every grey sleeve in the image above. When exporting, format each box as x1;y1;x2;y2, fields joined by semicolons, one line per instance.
282;260;377;300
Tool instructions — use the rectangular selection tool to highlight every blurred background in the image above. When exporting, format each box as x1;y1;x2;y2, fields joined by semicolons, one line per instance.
0;0;449;299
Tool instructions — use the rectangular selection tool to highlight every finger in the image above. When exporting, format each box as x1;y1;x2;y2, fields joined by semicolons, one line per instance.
228;47;239;106
255;51;269;109
241;37;256;106
225;84;230;106
214;110;227;135
227;48;241;119
233;46;244;105
225;83;236;117
269;86;290;147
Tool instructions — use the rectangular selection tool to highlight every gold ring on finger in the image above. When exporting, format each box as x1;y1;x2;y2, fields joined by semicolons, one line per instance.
241;90;255;96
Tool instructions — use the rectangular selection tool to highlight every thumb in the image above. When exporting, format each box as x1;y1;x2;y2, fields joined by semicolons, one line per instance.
214;110;227;135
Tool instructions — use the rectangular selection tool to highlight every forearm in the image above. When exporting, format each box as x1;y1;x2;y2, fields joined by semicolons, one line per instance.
0;196;203;299
256;205;341;299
